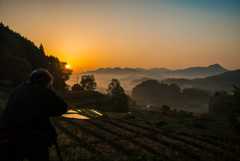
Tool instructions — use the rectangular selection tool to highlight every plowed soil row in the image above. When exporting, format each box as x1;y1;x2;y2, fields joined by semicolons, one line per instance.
53;117;240;161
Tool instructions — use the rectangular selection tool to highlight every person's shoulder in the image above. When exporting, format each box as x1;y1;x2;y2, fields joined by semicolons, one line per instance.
43;87;57;97
10;83;26;93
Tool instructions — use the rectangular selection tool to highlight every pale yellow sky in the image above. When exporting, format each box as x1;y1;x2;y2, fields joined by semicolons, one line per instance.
1;0;240;72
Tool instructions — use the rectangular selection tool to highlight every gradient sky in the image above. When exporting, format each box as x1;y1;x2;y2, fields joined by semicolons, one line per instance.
1;0;240;73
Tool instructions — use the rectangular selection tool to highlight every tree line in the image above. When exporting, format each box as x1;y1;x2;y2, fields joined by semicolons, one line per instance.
208;86;240;133
132;80;210;105
71;75;128;112
0;23;72;89
132;80;240;133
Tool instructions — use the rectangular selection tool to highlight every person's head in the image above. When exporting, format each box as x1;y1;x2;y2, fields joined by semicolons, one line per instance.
27;69;53;88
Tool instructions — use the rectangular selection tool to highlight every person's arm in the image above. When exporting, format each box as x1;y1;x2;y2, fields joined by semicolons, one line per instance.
43;88;68;116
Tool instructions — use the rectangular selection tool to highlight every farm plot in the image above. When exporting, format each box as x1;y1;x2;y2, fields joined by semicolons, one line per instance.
123;119;240;160
52;115;240;161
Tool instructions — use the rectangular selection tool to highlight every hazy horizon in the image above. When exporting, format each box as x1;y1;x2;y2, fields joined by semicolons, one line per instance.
1;0;240;72
74;63;230;73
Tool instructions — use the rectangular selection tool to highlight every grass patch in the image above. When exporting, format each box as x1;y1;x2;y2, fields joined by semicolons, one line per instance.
86;109;101;116
125;112;194;126
80;109;96;118
0;86;12;116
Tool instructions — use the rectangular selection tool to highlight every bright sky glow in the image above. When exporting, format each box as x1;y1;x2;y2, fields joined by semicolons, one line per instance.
0;0;240;72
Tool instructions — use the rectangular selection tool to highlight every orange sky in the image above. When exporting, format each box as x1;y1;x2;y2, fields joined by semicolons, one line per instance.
0;0;240;73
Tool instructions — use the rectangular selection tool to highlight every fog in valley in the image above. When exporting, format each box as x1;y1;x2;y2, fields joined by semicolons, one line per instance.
66;64;240;114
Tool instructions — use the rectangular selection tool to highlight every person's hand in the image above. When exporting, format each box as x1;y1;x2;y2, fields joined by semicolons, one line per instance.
48;84;54;91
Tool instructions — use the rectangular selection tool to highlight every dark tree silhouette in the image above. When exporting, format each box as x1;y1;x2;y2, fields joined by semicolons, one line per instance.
39;43;44;55
39;43;44;51
107;79;128;112
208;91;231;119
0;23;72;89
107;79;125;99
46;56;72;90
132;80;181;104
72;84;84;91
0;51;31;85
161;105;171;115
226;86;240;133
80;75;97;91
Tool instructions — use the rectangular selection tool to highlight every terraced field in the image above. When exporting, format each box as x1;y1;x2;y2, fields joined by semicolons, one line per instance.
52;110;240;161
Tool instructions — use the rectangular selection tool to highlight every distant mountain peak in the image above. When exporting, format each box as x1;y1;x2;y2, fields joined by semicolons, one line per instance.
209;63;220;66
207;63;224;68
206;64;228;72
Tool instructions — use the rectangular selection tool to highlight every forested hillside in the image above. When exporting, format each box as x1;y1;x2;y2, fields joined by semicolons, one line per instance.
162;69;240;93
0;23;72;89
132;80;210;106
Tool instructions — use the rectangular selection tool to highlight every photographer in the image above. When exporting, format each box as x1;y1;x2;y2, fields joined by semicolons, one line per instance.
0;69;68;161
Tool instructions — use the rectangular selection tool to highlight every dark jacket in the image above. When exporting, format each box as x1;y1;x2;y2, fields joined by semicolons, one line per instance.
0;83;68;142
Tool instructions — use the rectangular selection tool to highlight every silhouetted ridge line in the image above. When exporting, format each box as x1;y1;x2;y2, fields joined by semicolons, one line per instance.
81;64;228;79
0;22;72;89
162;69;240;93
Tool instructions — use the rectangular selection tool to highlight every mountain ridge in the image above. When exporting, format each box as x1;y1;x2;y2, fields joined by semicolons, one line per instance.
80;64;228;79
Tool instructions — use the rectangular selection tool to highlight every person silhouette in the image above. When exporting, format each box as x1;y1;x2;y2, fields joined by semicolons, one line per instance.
0;69;68;161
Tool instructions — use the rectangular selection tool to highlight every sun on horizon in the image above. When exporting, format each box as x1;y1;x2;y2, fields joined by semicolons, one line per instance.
0;0;240;72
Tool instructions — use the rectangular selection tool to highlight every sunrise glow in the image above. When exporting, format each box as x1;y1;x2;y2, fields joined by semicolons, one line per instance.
0;0;239;73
